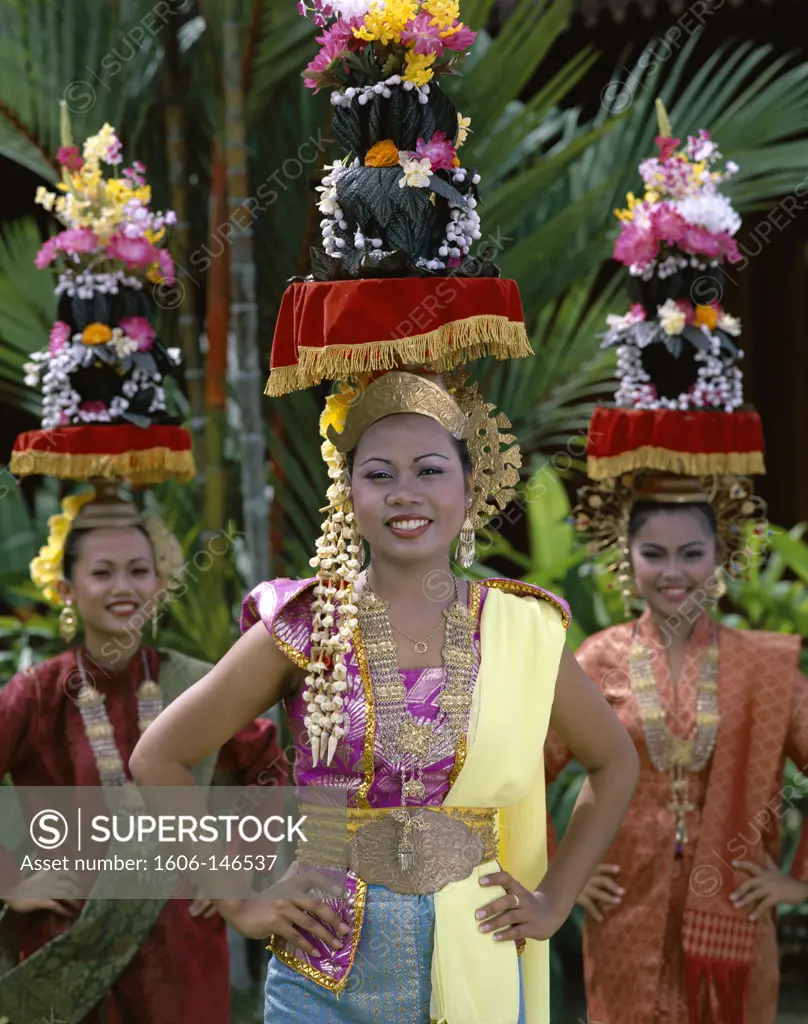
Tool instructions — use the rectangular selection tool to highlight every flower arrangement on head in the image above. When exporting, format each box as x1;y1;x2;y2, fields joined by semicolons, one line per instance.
602;100;745;414
24;119;185;431
297;0;487;278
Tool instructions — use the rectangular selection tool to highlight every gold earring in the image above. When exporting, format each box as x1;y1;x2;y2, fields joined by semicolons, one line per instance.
707;574;727;601
59;602;79;643
456;514;476;569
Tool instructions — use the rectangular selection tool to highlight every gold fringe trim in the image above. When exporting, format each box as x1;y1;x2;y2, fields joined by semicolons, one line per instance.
10;447;196;485
265;316;533;397
587;447;766;482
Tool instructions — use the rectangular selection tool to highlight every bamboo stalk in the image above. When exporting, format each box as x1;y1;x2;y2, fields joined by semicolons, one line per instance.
223;5;270;583
164;19;205;474
202;142;230;573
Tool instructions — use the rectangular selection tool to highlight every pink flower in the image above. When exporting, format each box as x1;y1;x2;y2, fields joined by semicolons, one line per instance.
304;17;362;90
55;228;99;255
446;256;463;268
155;248;175;285
680;224;723;259
79;400;108;415
651;204;686;246
613;221;658;268
413;130;457;171
106;234;159;267
442;21;477;51
49;321;71;355
722;235;741;263
629;303;646;322
56;145;84;172
400;12;445;55
34;237;60;269
119;316;156;351
655;135;680;163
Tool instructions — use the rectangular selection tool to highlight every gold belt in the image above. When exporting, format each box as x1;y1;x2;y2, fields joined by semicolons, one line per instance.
297;805;499;896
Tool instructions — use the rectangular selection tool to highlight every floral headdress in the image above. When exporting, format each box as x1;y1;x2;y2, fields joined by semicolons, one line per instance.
30;486;185;608
23;119;183;433
575;101;767;596
11;112;194;486
604;100;744;414
271;1;530;765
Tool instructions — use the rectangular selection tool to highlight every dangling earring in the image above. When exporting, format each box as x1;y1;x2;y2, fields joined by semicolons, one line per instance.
59;601;79;643
707;573;727;601
359;538;368;569
456;510;476;569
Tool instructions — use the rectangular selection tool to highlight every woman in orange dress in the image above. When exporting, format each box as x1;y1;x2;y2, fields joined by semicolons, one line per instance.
546;491;808;1024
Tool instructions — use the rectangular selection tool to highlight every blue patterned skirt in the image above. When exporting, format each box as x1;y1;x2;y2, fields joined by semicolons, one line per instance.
264;885;526;1023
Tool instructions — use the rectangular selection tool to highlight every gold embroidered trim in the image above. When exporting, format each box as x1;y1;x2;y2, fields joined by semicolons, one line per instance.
448;580;481;786
265;317;533;397
484;578;570;631
266;878;368;993
352;624;376;809
10;447;195;484
270;582;315;671
586;446;765;481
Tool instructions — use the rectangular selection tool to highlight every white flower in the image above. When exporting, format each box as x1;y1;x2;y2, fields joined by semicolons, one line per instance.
675;192;741;236
657;299;687;336
166;347;182;363
398;156;432;189
718;312;742;337
330;0;372;17
109;329;139;358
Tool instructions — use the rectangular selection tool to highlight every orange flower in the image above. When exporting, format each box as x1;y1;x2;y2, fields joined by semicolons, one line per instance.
365;140;400;168
693;305;719;331
82;323;113;345
451;156;460;167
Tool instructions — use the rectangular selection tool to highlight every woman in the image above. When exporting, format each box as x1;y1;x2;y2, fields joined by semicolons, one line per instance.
547;490;808;1024
0;486;287;1024
131;369;640;1024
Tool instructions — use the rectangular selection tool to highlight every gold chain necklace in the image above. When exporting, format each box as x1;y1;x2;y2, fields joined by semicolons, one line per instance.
385;575;461;654
75;648;163;786
356;576;477;871
628;625;719;857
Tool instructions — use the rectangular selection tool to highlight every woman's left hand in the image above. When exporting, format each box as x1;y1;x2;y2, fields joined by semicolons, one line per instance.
476;871;565;943
731;854;808;920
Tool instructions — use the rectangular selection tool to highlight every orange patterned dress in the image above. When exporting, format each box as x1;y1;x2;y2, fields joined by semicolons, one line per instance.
546;611;808;1024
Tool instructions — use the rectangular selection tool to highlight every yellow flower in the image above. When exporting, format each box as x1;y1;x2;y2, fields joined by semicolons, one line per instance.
354;0;417;44
614;192;640;223
403;50;436;87
35;186;57;211
456;113;472;148
365;140;401;167
319;383;361;467
693;304;719;331
644;189;661;204
30;489;96;606
423;0;460;29
82;323;113;345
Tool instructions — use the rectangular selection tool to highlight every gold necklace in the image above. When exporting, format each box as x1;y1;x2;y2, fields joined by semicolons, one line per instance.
385;576;462;654
357;577;477;871
628;625;719;857
75;648;163;787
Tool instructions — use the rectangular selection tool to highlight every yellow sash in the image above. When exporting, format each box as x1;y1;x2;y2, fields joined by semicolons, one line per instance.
430;587;565;1024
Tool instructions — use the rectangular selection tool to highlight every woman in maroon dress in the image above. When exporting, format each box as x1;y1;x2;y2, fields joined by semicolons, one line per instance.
0;488;287;1023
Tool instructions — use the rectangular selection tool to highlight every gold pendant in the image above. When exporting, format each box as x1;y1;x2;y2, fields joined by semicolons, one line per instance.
414;640;428;654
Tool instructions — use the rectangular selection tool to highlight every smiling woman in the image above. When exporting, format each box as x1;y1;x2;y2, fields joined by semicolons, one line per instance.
0;485;288;1024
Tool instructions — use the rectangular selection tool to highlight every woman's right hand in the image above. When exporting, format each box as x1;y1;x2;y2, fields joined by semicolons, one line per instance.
217;893;350;958
3;872;83;917
576;863;625;922
217;869;350;958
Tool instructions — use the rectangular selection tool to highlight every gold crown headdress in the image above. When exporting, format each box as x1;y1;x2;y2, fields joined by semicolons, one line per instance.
31;481;184;607
574;472;768;607
303;369;521;767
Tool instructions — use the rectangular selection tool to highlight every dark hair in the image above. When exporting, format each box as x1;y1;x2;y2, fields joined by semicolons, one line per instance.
627;501;717;545
62;524;155;580
347;435;473;476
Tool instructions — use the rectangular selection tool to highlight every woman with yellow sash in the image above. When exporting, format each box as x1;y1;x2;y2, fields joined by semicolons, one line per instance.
131;4;639;1019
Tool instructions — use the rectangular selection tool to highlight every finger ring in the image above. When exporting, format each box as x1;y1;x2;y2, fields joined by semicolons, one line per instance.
512;894;520;910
